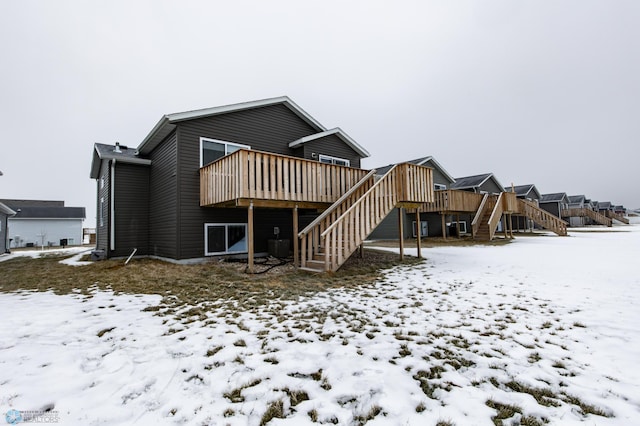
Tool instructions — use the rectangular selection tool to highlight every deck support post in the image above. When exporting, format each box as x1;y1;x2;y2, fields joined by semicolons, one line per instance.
398;207;404;261
248;202;254;273
441;213;447;240
509;214;514;238
503;214;508;239
359;243;364;259
293;205;299;268
456;214;461;239
415;209;422;259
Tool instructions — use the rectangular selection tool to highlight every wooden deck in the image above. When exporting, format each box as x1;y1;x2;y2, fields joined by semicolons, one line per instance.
562;208;612;227
421;189;484;213
200;149;369;209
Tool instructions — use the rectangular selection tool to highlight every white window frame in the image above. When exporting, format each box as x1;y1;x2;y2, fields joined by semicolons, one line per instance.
200;138;250;167
412;220;428;238
204;223;248;256
318;154;350;167
434;183;447;191
451;221;467;234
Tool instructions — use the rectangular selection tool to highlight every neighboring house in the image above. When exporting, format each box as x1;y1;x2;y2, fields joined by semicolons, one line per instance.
597;201;613;213
0;202;16;253
449;173;505;234
504;184;541;231
369;156;456;240
89;96;383;265
567;195;587;227
0;199;86;248
539;193;570;218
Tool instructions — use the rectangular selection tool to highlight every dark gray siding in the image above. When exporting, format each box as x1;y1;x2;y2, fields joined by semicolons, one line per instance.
113;163;150;257
540;202;561;217
149;132;178;259
96;160;110;253
480;180;503;194
424;160;451;188
0;213;8;253
370;210;452;240
301;135;362;168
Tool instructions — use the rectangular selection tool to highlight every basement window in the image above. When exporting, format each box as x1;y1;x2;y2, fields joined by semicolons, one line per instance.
200;138;250;167
451;221;467;234
319;154;350;167
205;223;247;255
412;221;428;237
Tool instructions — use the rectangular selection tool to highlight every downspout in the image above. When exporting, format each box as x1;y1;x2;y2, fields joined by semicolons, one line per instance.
110;159;116;252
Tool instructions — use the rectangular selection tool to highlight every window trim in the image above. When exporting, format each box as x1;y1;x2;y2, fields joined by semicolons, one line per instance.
412;220;428;238
200;137;250;167
204;223;248;256
434;183;447;191
99;197;104;227
318;154;350;167
451;221;467;234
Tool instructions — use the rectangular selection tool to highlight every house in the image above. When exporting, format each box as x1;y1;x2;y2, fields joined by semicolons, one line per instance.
539;193;570;218
89;96;434;272
449;173;505;234
567;195;587;227
369;156;456;240
504;184;541;232
0;199;86;248
0;202;16;253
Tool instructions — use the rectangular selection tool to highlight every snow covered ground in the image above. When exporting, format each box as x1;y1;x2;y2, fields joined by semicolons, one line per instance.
1;220;639;425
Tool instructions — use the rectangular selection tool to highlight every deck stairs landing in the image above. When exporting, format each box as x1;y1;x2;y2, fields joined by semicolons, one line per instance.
298;163;433;272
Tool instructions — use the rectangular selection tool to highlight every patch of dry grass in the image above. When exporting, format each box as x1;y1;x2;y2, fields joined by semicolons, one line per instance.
0;249;421;315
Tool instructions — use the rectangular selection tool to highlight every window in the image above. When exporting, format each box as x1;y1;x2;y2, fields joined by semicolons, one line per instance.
205;223;248;255
434;183;447;191
200;138;250;167
318;154;350;167
451;221;467;234
99;197;104;227
412;221;428;238
100;177;105;189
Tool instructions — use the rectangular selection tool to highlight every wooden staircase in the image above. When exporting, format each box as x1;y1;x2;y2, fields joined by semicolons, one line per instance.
562;208;612;227
471;194;495;240
298;163;433;272
606;210;629;224
520;200;567;236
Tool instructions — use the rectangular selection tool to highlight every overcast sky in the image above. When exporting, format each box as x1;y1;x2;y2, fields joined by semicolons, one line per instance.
1;1;638;227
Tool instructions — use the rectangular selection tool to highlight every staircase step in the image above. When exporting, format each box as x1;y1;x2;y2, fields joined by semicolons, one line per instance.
299;266;325;273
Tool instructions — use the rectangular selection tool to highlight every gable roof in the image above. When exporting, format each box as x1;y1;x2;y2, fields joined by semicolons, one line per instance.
540;192;568;203
451;173;504;192
0;202;16;216
10;206;86;219
137;96;328;155
288;128;370;158
504;184;541;199
373;156;455;183
568;195;586;204
90;143;152;179
598;201;612;209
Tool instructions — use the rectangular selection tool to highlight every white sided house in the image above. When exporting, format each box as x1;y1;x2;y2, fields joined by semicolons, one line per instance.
0;200;86;248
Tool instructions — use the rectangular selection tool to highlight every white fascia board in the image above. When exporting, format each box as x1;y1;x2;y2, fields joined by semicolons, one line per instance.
289;128;370;158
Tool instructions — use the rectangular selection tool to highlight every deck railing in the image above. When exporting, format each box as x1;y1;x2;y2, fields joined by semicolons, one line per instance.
300;163;433;272
298;170;377;269
422;189;484;213
502;192;519;213
521;200;568;236
200;149;369;206
605;210;629;224
487;193;505;240
562;208;612;227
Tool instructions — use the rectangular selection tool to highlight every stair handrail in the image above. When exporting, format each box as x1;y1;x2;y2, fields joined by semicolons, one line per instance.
471;193;489;238
521;199;567;236
487;193;505;240
321;165;399;239
298;169;377;238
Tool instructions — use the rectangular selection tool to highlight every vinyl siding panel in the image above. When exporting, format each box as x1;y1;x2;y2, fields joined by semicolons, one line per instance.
301;135;362;168
149;132;178;259
480;180;503;194
113;163;150;256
